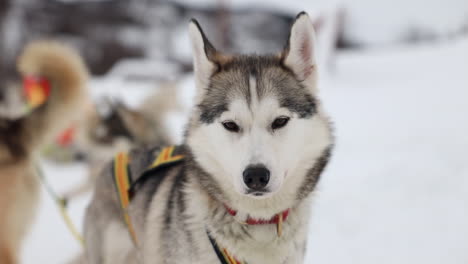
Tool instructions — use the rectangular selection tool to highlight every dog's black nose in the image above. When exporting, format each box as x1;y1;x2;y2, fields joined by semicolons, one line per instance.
243;165;270;191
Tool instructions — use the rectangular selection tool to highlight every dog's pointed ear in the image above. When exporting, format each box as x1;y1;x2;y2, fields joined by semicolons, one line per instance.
189;19;217;100
283;12;317;83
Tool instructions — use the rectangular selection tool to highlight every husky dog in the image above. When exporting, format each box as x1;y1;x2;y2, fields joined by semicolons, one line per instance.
83;12;333;264
0;41;88;264
76;83;180;162
61;85;180;199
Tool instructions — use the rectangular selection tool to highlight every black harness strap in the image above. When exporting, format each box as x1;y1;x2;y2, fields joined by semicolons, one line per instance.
207;231;230;264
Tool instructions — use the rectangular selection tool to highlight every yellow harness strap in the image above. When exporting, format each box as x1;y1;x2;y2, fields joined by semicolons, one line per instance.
149;146;184;169
113;152;139;245
113;146;184;246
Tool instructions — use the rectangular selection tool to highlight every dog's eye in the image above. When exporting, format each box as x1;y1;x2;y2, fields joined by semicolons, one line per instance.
271;116;290;130
222;121;240;132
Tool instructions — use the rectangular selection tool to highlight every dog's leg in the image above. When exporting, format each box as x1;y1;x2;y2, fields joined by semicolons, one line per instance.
0;164;39;264
0;173;17;264
0;245;16;264
103;221;136;264
83;200;105;264
84;217;135;264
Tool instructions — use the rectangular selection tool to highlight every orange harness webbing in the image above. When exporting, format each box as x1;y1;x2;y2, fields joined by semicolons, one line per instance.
113;146;184;246
113;152;138;244
149;146;184;169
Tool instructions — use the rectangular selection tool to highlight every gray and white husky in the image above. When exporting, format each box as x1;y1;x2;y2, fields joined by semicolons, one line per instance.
83;12;334;264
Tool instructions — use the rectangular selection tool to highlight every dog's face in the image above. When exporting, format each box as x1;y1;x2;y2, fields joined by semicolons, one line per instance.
74;101;137;162
186;13;333;209
73;98;170;163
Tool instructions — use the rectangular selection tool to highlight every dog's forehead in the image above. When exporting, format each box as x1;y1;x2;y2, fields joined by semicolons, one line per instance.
198;56;316;123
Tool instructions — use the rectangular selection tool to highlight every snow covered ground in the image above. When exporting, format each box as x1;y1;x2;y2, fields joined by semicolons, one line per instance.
22;36;468;263
306;36;468;263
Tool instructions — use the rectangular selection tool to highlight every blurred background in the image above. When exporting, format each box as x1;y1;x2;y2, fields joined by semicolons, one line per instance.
1;0;466;263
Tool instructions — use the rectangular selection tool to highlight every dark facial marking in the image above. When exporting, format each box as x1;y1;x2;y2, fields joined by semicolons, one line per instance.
198;101;228;124
93;107;134;144
278;92;316;118
297;145;333;200
198;55;317;123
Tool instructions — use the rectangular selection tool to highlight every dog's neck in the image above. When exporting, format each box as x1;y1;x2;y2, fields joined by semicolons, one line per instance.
222;204;290;237
185;174;311;264
215;196;309;264
224;204;290;224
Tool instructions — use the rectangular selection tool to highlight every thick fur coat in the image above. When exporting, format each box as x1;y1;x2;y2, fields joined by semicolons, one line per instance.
0;41;88;264
83;12;333;264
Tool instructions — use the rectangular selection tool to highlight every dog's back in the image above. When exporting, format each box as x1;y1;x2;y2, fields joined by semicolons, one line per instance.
0;41;88;162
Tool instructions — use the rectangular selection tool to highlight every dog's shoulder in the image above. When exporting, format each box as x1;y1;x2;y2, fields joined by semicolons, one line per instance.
127;145;163;181
95;145;185;202
127;145;185;182
110;145;186;199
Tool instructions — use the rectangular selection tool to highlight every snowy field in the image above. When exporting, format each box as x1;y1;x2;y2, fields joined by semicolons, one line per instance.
22;36;468;263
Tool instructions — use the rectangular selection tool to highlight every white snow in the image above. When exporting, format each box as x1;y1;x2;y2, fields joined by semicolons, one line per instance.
306;36;468;263
22;35;468;263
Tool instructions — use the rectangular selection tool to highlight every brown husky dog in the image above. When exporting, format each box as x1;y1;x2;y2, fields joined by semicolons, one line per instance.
0;41;88;264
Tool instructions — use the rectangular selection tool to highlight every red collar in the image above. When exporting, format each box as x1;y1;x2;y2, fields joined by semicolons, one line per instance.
224;205;290;225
